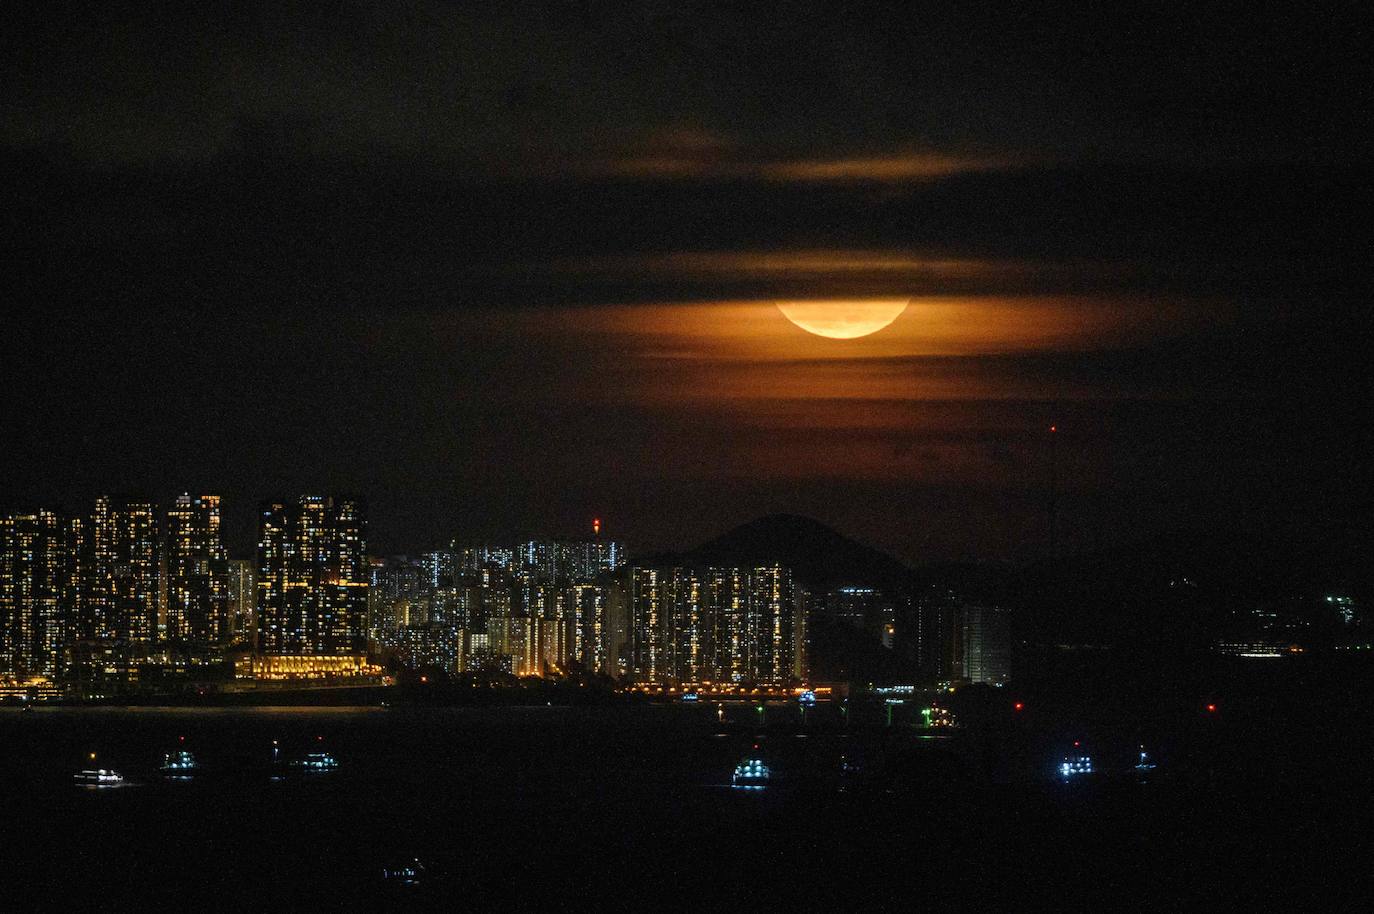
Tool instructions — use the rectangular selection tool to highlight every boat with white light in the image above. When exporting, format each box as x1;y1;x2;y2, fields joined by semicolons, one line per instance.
74;768;125;788
732;757;771;789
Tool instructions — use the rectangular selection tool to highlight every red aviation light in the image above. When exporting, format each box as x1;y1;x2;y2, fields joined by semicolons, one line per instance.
592;517;601;536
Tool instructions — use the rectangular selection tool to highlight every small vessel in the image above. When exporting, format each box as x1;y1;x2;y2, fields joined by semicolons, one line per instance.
74;768;125;788
20;703;34;714
681;692;699;702
1134;747;1157;773
160;749;199;778
291;751;339;772
267;739;291;780
732;757;771;789
837;752;869;791
381;858;431;887
1058;755;1094;779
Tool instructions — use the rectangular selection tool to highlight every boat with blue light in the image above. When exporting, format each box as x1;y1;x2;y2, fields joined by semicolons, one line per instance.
291;751;339;772
381;858;431;886
160;749;199;778
1058;755;1094;779
732;757;771;789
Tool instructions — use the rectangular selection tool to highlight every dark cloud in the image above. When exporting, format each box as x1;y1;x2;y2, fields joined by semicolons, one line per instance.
2;2;1368;565
5;3;1365;170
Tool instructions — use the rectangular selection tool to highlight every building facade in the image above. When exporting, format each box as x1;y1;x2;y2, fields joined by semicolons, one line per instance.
0;510;67;678
226;559;256;647
92;496;161;642
256;496;368;656
625;564;805;685
164;494;229;643
961;604;1011;685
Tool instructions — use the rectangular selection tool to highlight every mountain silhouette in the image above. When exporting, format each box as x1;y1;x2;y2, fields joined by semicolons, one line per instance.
670;513;913;594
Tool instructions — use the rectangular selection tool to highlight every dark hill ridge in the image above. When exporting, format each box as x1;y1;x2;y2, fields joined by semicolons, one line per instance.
645;513;914;594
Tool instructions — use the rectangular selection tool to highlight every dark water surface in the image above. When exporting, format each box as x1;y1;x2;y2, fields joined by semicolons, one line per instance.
2;703;1367;911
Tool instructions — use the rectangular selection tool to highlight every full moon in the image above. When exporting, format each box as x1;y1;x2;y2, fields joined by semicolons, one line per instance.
776;298;910;339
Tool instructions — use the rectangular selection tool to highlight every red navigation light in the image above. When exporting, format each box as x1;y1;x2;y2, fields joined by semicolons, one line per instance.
1073;740;1080;748
1206;703;1217;713
179;735;185;742
1013;702;1024;711
1049;425;1057;433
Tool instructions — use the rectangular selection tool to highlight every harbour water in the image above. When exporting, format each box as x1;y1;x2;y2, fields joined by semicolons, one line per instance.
2;702;1368;910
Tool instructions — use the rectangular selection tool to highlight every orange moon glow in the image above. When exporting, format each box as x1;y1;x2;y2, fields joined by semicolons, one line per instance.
776;298;910;339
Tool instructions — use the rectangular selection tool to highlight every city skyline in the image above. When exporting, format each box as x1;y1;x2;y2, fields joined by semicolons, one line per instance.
6;487;1035;693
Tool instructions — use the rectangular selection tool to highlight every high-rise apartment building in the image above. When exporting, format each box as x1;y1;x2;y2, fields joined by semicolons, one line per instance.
707;567;750;682
0;510;67;677
226;558;256;647
629;566;673;681
915;587;963;681
92;496;160;642
961;605;1011;685
557;539;626;583
567;581;606;671
419;550;457;590
602;578;631;678
164;494;229;643
626;564;804;685
256;496;368;656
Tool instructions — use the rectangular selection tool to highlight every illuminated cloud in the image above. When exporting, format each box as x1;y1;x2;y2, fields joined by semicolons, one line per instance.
573;151;1009;182
544;248;1149;302
758;153;1011;182
534;295;1202;363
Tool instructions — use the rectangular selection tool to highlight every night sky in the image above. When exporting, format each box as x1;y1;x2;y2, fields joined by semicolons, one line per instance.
3;3;1368;566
